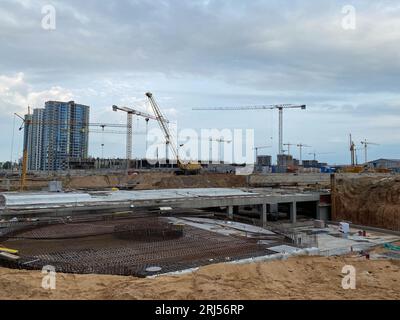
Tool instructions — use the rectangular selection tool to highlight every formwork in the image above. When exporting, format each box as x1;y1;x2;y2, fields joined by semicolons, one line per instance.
0;216;276;277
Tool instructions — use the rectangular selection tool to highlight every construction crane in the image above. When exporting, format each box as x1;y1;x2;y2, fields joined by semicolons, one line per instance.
89;128;147;158
14;109;31;191
206;137;232;163
308;151;334;161
182;136;231;163
193;104;306;155
350;134;356;166
146;92;201;174
361;139;379;164
297;143;311;165
214;138;232;163
253;146;272;161
283;142;295;156
112;105;162;162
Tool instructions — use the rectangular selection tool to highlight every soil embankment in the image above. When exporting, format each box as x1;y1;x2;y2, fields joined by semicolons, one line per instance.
332;174;400;231
0;255;399;300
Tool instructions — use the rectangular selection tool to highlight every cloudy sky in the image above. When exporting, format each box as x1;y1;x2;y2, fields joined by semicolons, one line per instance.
1;0;399;164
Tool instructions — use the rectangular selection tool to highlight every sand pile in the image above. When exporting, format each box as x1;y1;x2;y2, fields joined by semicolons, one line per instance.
0;255;398;300
333;175;400;231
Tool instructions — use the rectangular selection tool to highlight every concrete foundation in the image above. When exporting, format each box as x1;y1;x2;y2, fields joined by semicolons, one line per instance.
0;188;326;226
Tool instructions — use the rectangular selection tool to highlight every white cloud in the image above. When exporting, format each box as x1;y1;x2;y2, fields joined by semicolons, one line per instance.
0;72;74;115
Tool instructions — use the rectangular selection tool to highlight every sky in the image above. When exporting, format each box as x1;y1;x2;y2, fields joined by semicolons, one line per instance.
0;0;399;165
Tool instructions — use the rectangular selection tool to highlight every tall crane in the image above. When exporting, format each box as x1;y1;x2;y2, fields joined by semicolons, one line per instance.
112;105;162;162
283;142;295;156
308;151;334;161
253;146;272;161
193;104;306;156
361;139;379;164
180;136;231;163
14;109;31;191
146;92;201;174
297;143;311;165
349;134;356;166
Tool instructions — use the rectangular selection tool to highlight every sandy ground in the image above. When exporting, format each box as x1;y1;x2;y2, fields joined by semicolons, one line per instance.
0;255;399;300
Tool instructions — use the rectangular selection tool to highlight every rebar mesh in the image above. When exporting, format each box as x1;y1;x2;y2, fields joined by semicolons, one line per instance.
0;217;270;277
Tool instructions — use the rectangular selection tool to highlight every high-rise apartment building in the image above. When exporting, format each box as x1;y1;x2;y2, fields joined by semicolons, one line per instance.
23;109;45;171
24;101;90;171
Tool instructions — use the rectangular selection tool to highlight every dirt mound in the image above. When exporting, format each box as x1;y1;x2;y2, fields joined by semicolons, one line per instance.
153;174;247;189
333;175;400;231
0;255;399;300
65;172;247;190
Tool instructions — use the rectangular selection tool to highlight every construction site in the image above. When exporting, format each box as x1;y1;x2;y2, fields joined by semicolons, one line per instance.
0;92;399;300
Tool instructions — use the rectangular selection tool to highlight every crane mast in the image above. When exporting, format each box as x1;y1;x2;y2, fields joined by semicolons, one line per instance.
361;139;379;164
350;134;356;166
112;105;161;163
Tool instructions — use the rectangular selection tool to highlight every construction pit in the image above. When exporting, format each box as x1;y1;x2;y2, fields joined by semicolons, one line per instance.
0;188;322;276
0;177;399;300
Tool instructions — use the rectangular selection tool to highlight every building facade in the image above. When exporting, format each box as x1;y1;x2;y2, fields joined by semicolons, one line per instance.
24;101;90;171
23;109;45;171
256;155;272;167
368;158;400;172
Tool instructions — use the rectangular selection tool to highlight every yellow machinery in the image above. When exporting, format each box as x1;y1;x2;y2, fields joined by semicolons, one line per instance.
338;166;364;173
0;246;19;255
146;92;201;175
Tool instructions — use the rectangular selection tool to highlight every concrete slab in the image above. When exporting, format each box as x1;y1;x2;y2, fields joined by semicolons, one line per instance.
168;217;275;238
268;245;302;254
0;188;256;208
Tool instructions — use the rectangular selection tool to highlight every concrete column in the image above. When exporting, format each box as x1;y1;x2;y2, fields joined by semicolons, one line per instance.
315;201;320;220
290;201;297;224
227;206;234;219
261;203;267;228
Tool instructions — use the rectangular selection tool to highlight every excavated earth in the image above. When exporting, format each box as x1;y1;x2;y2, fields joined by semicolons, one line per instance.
333;175;400;231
